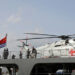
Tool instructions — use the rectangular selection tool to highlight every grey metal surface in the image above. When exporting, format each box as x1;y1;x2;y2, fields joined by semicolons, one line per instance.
0;58;75;75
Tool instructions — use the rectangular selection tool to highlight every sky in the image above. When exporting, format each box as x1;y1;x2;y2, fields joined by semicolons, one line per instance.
0;0;75;52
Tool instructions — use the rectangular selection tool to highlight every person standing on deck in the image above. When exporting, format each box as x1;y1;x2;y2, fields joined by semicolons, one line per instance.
26;49;30;58
19;51;23;59
32;46;37;58
3;48;9;59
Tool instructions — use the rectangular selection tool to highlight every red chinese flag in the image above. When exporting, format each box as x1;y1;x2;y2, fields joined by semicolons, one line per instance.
0;35;7;45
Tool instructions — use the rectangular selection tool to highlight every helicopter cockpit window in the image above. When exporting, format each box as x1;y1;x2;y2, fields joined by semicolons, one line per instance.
73;39;75;41
55;45;61;47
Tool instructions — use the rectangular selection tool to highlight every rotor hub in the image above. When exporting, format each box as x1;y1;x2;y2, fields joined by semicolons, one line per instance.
59;35;70;40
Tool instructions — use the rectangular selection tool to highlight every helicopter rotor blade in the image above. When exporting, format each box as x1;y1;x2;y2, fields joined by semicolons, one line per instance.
17;39;28;41
67;34;75;36
18;36;75;40
17;45;23;47
70;37;75;38
24;33;58;36
17;36;59;40
25;33;75;38
17;33;75;41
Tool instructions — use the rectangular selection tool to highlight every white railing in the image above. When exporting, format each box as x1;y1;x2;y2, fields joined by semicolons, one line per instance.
0;49;74;59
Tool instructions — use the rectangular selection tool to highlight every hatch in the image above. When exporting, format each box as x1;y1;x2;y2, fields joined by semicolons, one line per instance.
30;63;75;75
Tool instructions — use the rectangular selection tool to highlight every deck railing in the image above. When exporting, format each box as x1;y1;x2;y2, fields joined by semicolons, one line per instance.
0;49;74;59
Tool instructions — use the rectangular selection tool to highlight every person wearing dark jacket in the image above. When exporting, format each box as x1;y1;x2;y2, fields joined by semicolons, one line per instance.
32;47;37;58
12;54;16;59
19;51;22;59
3;48;9;59
26;49;30;58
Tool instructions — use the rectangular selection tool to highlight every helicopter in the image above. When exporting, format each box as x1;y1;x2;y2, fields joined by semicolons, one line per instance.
17;33;75;58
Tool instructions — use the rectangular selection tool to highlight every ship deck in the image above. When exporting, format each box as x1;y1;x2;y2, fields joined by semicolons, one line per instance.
0;58;75;75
